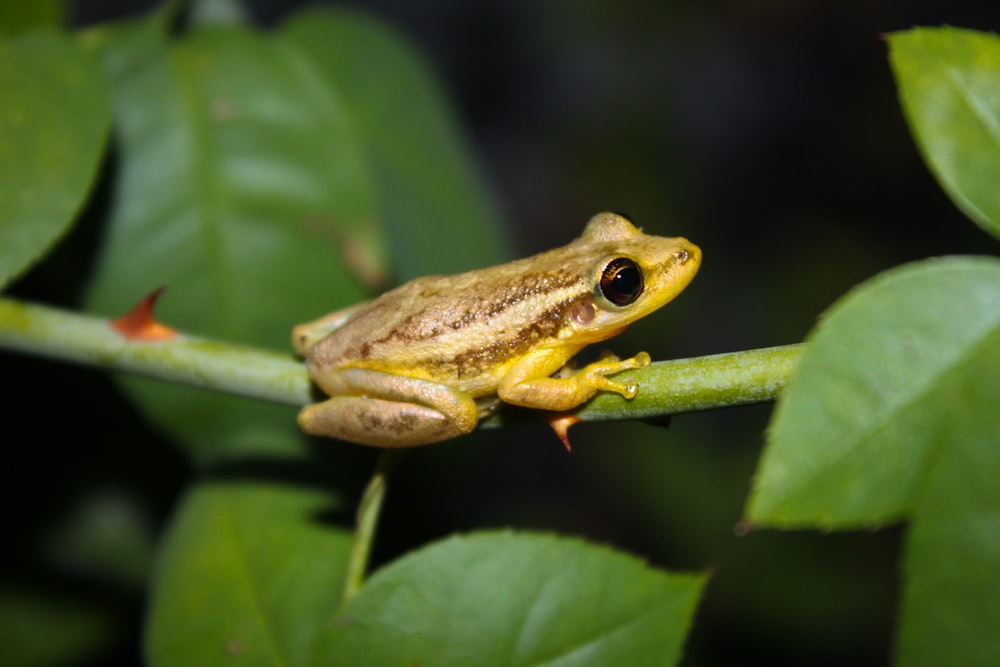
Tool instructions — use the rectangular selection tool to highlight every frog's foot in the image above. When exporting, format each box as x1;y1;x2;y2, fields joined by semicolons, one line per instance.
499;349;651;412
575;351;650;399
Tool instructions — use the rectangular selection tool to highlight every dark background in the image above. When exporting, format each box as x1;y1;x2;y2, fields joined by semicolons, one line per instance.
8;1;1000;665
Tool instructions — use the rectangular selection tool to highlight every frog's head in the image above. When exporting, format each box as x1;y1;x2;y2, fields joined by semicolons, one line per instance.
564;212;701;343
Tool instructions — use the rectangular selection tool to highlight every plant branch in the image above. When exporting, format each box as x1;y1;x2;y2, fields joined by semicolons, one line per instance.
342;449;402;605
572;343;804;422
0;297;803;421
0;297;311;406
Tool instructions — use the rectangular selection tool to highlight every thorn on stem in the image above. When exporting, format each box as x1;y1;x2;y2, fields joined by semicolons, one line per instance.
547;414;581;452
110;287;178;341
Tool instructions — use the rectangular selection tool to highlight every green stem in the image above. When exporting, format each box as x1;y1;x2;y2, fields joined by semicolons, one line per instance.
0;297;310;406
0;297;804;420
342;450;401;604
574;344;805;422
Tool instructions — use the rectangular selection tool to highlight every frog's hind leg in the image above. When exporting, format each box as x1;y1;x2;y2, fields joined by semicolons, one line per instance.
300;399;460;448
299;369;480;447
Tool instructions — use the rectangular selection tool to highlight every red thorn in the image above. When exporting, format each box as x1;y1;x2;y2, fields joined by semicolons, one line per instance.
547;414;581;452
110;287;178;341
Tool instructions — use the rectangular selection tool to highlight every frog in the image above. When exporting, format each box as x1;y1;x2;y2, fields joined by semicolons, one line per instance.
292;212;700;448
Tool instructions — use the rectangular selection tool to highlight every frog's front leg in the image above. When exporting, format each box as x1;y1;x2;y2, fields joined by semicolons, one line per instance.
298;368;480;447
498;348;651;412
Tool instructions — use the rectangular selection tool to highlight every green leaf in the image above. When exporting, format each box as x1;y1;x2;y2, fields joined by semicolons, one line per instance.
747;256;1000;665
317;531;706;667
145;481;352;667
84;16;382;465
0;1;62;34
280;7;510;279
0;31;109;290
747;256;1000;527
889;27;1000;239
896;362;1000;666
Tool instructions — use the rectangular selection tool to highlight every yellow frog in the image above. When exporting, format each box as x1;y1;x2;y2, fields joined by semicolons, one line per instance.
292;212;700;447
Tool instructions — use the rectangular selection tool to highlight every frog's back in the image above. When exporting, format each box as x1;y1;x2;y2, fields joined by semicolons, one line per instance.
310;252;594;394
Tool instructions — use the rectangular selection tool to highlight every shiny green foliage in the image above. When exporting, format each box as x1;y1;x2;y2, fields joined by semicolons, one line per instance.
748;26;1000;667
891;27;1000;238
4;7;1000;667
317;532;705;667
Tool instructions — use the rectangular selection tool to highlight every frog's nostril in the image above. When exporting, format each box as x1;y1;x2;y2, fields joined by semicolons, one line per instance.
674;242;701;266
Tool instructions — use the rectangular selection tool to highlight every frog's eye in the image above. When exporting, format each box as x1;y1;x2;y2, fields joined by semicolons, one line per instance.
600;257;644;306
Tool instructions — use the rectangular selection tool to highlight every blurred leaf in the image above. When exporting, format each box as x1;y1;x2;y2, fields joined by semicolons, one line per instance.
0;586;115;667
87;17;381;346
0;31;109;290
280;7;510;279
747;256;1000;527
0;1;62;34
317;531;706;666
890;27;1000;239
145;482;352;667
83;15;381;465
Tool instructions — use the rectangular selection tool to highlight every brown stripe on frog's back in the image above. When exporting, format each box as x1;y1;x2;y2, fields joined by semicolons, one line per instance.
429;289;586;381
345;282;588;381
368;262;586;350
